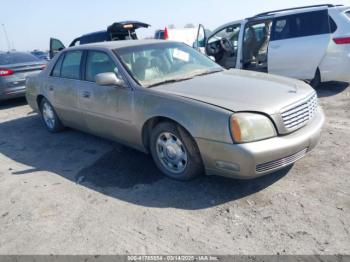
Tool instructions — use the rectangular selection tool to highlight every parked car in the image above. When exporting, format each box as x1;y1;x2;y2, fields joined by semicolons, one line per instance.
31;50;50;61
26;40;324;180
50;21;150;59
194;4;350;87
0;52;46;101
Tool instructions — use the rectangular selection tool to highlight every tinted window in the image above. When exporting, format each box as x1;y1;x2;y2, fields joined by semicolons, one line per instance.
51;54;65;77
61;51;82;79
0;52;40;65
85;51;116;82
272;10;330;41
329;16;337;33
80;31;109;45
346;11;350;19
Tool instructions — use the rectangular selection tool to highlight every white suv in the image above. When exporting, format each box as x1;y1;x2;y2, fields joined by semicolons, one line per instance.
195;4;350;87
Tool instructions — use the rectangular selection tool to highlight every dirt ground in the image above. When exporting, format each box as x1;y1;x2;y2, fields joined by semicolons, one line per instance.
0;82;349;255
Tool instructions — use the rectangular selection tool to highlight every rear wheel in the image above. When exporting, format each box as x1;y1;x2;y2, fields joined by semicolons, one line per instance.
150;122;203;180
39;98;64;132
310;69;321;88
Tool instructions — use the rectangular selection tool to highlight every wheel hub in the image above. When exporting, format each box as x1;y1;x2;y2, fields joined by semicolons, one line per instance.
156;132;188;174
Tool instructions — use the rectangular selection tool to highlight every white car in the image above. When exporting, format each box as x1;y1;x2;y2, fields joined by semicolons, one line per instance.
195;4;350;87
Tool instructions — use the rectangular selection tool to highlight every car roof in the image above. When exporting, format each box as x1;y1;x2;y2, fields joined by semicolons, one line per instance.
65;39;176;51
251;4;345;19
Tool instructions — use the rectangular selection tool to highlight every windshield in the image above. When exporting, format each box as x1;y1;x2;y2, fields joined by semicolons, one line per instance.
114;42;223;87
0;52;40;65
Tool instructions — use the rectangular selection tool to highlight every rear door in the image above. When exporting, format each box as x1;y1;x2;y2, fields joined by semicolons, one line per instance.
48;50;85;129
268;9;331;80
49;38;66;59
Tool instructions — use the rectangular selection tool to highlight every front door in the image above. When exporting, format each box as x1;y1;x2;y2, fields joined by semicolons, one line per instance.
78;50;134;143
205;23;241;69
268;9;331;80
49;38;66;59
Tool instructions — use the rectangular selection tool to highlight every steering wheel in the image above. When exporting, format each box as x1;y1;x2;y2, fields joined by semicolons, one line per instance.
220;37;235;53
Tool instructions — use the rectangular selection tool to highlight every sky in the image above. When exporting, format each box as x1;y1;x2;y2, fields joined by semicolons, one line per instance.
1;0;349;51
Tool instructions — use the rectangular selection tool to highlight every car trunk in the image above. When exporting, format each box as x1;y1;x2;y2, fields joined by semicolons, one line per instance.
1;62;45;91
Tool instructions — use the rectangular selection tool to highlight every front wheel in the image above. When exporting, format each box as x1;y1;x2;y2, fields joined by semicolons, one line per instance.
39;98;64;132
150;122;204;181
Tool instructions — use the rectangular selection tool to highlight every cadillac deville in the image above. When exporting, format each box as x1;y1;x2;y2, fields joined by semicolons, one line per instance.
26;40;324;180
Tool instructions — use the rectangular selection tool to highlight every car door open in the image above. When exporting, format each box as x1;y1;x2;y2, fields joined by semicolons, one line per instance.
268;9;331;80
193;24;207;54
49;38;66;59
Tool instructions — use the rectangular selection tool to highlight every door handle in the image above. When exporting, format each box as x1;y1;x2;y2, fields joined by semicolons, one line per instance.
48;86;54;91
82;91;91;98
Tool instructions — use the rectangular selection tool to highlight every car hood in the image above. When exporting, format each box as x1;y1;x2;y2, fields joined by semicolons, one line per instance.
154;69;315;115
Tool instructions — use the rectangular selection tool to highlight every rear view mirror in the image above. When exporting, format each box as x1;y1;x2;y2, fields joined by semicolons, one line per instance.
95;72;125;87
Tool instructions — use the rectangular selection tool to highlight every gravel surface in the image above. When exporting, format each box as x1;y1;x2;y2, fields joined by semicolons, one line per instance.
0;82;349;255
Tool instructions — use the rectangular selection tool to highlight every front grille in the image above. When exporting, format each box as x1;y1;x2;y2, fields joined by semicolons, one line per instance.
281;93;318;131
256;148;308;173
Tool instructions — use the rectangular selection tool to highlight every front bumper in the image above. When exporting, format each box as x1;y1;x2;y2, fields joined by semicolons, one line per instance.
196;109;325;179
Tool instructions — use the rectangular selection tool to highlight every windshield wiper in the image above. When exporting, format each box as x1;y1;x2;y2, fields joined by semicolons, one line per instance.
148;77;193;88
192;68;223;77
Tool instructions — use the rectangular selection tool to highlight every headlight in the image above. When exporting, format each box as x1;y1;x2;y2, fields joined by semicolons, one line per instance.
230;113;276;143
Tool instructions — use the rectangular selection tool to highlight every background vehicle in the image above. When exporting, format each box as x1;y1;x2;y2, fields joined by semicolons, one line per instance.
31;50;50;61
156;26;212;48
154;29;165;40
26;41;323;181
195;4;350;87
49;21;150;59
0;52;46;101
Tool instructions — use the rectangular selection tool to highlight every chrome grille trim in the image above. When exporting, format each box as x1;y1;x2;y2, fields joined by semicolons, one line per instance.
281;93;318;131
256;148;308;173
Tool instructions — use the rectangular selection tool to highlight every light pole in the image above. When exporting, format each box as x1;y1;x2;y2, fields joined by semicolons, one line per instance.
1;24;11;51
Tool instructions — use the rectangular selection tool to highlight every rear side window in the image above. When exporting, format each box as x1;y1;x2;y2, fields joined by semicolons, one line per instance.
329;16;337;33
60;51;83;79
346;11;350;19
85;51;116;82
51;54;64;77
272;10;330;41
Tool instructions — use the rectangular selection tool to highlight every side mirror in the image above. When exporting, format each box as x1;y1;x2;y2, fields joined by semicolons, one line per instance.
95;72;125;87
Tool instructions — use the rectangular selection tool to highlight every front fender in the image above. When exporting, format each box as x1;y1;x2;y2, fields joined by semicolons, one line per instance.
134;89;234;149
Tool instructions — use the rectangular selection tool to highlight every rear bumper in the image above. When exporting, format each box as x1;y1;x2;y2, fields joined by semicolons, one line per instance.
320;47;350;83
0;85;26;101
196;108;325;179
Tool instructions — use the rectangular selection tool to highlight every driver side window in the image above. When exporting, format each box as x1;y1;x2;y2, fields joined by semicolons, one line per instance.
208;24;241;50
207;24;241;69
85;51;119;82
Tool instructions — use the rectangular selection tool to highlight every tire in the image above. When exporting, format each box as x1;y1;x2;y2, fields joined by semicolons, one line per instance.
39;97;64;132
150;122;204;181
310;69;321;88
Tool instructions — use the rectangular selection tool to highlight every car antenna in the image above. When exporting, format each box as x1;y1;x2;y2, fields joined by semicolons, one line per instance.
1;24;11;52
